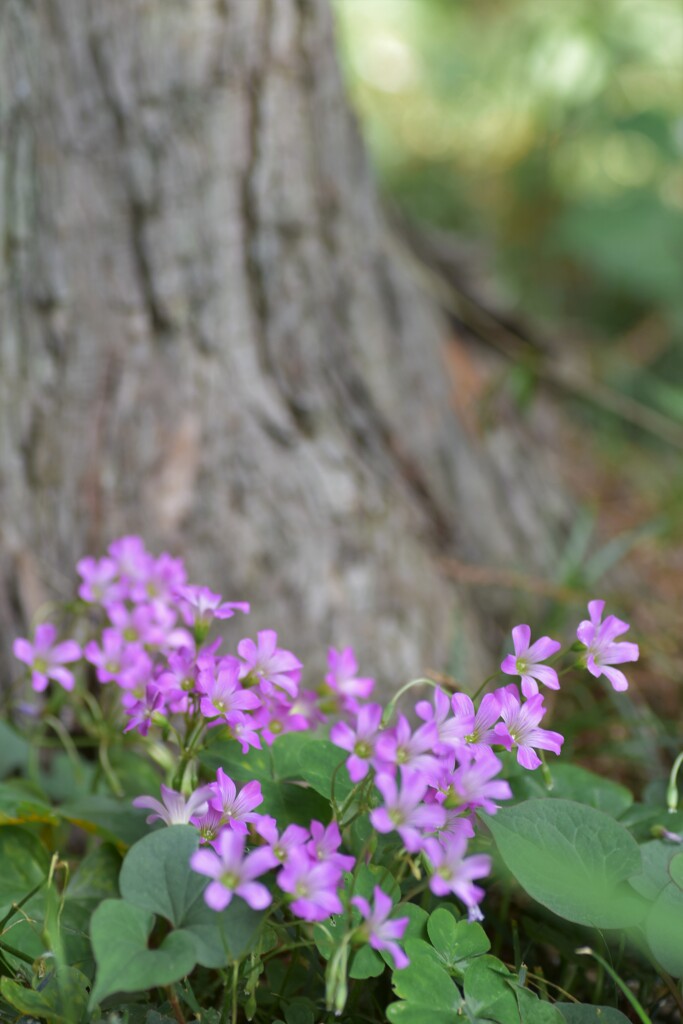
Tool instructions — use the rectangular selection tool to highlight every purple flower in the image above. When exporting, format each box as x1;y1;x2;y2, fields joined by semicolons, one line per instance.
108;535;153;587
494;690;564;770
370;770;446;853
306;820;355;873
84;628;151;689
253;696;309;746
13;623;82;693
190;829;277;911
374;715;440;776
325;647;375;712
176;584;250;628
445;748;512;816
330;703;384;782
209;768;263;833
237;631;302;699
197;658;262;720
351;887;410;969
501;625;561;698
132;783;214;825
577;600;639;692
254;816;310;864
76;556;124;605
225;710;263;754
277;851;343;921
123;683;166;736
423;834;491;916
191;806;226;846
415;687;473;754
451;692;509;756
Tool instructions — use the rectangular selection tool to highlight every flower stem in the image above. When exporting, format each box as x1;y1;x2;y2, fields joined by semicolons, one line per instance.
575;948;652;1024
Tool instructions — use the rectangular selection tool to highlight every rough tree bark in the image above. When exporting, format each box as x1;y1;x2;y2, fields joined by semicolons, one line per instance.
0;0;568;689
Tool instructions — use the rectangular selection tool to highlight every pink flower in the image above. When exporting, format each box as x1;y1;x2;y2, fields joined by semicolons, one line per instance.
501;625;561;698
450;692;509;756
415;687;473;754
132;783;214;825
209;768;263;833
374;714;440;776
76;556;124;605
190;829;277;911
277;851;343;921
423;834;491;917
325;647;374;712
224;710;263;754
330;703;383;782
370;770;446;853
494;690;564;770
237;631;302;699
443;748;512;816
306;820;355;873
351;887;410;969
577;600;639;692
197;658;261;720
84;628;151;689
123;683;166;736
13;623;81;693
176;585;250;627
254;816;310;864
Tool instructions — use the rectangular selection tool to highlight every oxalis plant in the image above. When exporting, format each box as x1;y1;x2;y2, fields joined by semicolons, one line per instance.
1;537;681;1024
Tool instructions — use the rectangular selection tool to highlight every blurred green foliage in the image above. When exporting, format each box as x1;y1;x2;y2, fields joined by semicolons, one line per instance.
334;0;683;392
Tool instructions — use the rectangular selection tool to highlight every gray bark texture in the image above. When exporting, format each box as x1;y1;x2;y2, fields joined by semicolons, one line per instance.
0;0;569;692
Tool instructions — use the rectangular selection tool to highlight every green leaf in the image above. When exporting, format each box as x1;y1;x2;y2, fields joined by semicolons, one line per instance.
630;839;676;901
427;908;490;968
391;955;462;1012
0;967;90;1024
510;764;633;818
350;942;385;979
0;826;49;917
556;1005;634;1024
0;779;60;826
283;998;316;1024
66;843;122;905
119;824;263;964
669;851;683;890
482;799;644;928
119;825;206;926
400;903;429;942
0;721;30;779
59;795;150;847
463;956;519;1024
645;881;683;977
386;1004;456;1024
89;899;198;1008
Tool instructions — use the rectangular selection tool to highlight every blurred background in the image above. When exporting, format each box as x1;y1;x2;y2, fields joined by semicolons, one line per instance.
333;0;683;773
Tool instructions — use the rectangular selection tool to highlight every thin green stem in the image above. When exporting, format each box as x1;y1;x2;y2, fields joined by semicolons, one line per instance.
229;959;240;1024
666;751;683;813
382;677;439;727
576;948;652;1024
470;672;503;702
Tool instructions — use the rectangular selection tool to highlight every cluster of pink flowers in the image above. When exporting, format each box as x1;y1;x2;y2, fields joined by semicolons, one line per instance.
13;537;335;748
12;536;641;957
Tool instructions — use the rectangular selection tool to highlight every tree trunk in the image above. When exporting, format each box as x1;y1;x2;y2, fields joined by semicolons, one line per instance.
0;0;568;690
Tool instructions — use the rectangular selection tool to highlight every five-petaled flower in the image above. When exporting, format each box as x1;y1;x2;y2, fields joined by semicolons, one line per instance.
190;829;277;911
576;600;639;692
501;624;561;698
351;887;410;969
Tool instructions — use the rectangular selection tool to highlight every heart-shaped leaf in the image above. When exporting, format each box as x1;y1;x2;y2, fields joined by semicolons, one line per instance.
120;824;264;965
482;799;644;928
89;899;198;1008
426;908;490;968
